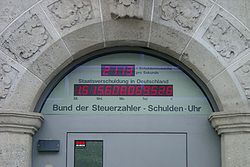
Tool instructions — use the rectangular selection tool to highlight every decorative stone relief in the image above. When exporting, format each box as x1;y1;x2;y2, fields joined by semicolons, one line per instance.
1;13;50;62
161;0;205;30
110;0;144;19
235;61;250;101
0;60;18;102
47;0;93;30
204;15;250;63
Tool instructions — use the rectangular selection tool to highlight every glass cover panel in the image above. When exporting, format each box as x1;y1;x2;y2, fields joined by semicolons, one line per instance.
41;53;213;115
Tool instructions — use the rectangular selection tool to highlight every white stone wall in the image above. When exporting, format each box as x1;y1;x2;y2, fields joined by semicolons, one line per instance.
0;0;250;167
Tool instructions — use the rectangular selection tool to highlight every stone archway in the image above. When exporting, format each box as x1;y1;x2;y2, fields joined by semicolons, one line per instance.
0;0;250;167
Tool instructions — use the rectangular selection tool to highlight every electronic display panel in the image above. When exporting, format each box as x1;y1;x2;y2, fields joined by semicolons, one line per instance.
41;53;213;115
74;84;173;96
101;64;135;76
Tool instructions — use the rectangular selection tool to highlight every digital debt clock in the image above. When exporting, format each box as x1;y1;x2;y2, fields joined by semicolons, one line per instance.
41;52;213;115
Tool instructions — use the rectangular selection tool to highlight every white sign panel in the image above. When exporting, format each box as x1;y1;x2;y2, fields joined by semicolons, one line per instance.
41;53;213;115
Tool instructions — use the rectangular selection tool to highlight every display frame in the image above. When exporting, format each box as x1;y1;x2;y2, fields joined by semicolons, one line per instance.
34;46;219;113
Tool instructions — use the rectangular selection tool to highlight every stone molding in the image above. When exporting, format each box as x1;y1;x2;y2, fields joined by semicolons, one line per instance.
209;112;250;135
0;111;44;135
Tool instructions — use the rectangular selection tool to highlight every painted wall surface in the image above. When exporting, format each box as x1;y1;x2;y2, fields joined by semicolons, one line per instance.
0;0;250;167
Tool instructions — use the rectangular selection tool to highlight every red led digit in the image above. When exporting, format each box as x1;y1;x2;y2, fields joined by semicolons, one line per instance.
158;86;165;96
135;86;142;96
121;66;126;75
92;85;97;95
128;85;135;96
112;86;119;95
105;85;112;95
126;66;133;76
102;66;110;76
97;85;104;95
151;86;157;96
114;66;119;75
166;85;173;96
143;86;150;95
120;86;127;95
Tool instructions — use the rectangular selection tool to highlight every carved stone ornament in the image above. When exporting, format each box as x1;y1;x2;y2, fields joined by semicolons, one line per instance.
110;0;144;19
204;15;250;63
234;61;250;101
1;13;50;62
0;60;18;101
161;0;205;30
47;0;93;30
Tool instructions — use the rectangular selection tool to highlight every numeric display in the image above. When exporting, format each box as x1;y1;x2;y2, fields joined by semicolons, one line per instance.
74;84;173;96
101;64;135;76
